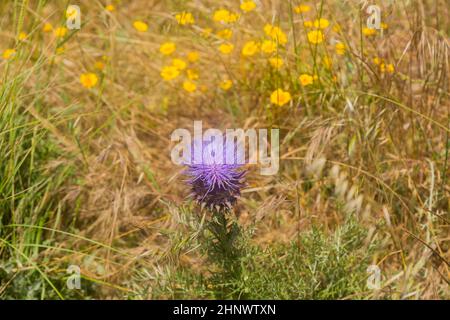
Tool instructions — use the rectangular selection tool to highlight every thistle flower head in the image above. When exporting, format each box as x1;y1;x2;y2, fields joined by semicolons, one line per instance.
185;136;246;211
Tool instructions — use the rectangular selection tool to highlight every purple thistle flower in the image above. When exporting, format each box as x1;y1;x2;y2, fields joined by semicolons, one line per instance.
185;136;246;211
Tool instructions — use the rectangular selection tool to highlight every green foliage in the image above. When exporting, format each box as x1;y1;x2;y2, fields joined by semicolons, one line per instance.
0;61;75;300
238;219;374;299
0;260;93;300
152;214;375;299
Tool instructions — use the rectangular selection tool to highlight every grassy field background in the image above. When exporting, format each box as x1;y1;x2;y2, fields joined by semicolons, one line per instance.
0;0;449;299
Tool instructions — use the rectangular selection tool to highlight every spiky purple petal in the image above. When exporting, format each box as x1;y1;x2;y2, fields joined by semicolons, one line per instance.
185;137;246;211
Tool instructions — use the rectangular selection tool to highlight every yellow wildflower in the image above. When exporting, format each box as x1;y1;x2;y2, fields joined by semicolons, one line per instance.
43;22;53;32
54;27;68;38
183;80;197;93
303;20;313;28
332;24;341;33
160;42;176;55
176;12;195;25
187;51;199;63
261;40;277;54
294;5;310;13
307;30;324;44
80;73;98;89
270;89;291;106
216;29;233;39
227;13;240;23
219;79;233;91
313;18;330;29
373;57;382;65
323;56;332;69
160;66;180;81
381;22;388;30
94;61;105;71
385;63;394;73
299;74;314;86
264;24;287;45
335;42;346;55
240;1;256;12
269;57;284;69
219;43;234;54
105;4;115;12
241;41;259;56
56;46;65;55
362;27;376;36
2;49;16;60
133;20;148;32
172;58;187;70
18;32;27;41
187;69;199;80
201;27;213;37
213;9;231;23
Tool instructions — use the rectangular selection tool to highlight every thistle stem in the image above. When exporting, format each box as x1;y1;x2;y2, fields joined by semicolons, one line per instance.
203;209;243;298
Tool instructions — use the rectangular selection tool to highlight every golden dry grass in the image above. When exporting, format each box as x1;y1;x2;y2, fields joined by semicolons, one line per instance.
0;0;448;299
